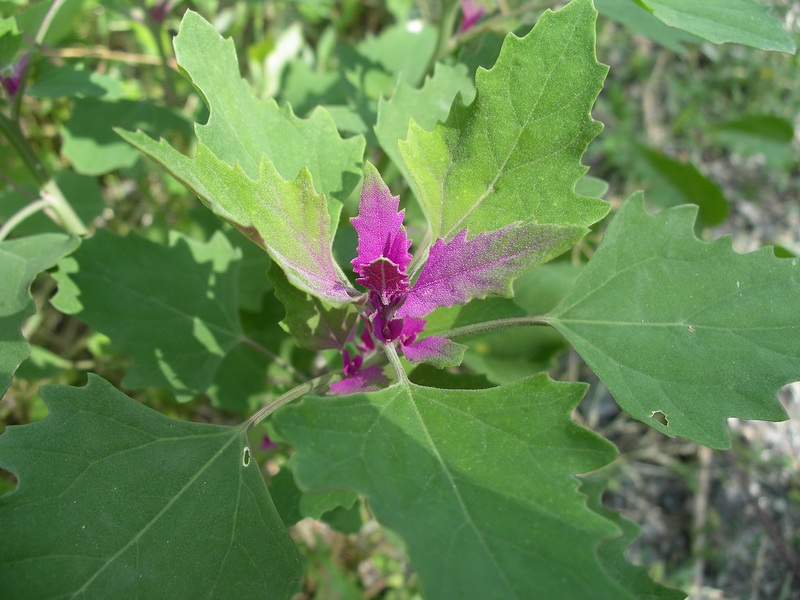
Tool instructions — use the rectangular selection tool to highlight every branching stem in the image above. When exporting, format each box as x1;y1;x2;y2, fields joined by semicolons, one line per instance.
245;371;340;432
437;316;551;340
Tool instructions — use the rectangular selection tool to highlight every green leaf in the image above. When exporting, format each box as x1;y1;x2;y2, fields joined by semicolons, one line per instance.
635;147;728;228
399;0;609;243
275;375;654;598
710;115;795;169
634;0;796;54
375;62;475;191
547;194;799;448
596;0;701;54
355;22;437;91
62;98;190;175
52;230;244;400
0;375;302;597
575;174;609;199
27;64;125;98
0;17;21;65
269;263;358;351
118;131;358;305
0;234;79;395
172;10;364;212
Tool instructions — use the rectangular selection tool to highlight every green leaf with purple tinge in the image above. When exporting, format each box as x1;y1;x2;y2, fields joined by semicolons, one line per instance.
118;133;358;305
547;194;800;449
0;375;301;597
171;10;365;214
275;375;669;598
399;222;586;318
399;0;609;243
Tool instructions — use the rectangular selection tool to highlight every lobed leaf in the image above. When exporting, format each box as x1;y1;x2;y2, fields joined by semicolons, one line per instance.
400;222;586;318
399;0;609;243
0;234;79;396
547;194;800;448
0;375;301;598
173;10;364;215
275;375;660;599
118;132;358;305
52;230;244;400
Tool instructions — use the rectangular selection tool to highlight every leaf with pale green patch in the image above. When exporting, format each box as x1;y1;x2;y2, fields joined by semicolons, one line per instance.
399;0;609;243
269;263;358;351
375;62;475;189
275;374;664;599
0;234;79;396
546;194;800;448
118;132;358;305
596;0;701;53
632;0;796;54
0;375;302;597
52;230;244;400
172;10;364;213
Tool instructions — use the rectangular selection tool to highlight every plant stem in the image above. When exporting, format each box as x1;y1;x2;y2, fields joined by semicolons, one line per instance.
381;341;408;382
437;315;550;340
34;0;68;45
245;371;340;432
0;198;51;241
423;0;461;80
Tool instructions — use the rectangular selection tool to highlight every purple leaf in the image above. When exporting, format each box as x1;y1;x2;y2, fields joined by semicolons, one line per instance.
330;365;389;395
402;337;467;369
400;222;586;318
351;162;412;278
1;53;29;97
357;257;409;306
259;435;278;451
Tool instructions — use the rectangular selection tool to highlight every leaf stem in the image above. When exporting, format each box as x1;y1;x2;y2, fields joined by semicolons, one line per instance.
0;197;52;241
244;371;340;432
436;316;551;340
240;336;308;382
424;0;462;80
381;341;408;383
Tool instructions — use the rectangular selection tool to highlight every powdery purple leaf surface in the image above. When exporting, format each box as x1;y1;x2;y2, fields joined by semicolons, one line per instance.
400;222;586;318
330;365;389;395
351;162;412;277
357;258;409;306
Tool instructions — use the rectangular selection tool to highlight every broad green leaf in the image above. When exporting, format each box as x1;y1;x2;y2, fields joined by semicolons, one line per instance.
52;230;244;400
0;234;79;396
269;467;358;527
356;22;437;91
62;98;190;175
575;174;609;199
173;10;364;211
0;375;302;597
375;62;475;191
275;375;655;599
596;0;700;53
399;0;609;243
635;147;728;228
27;64;125;98
547;194;799;448
14;0;84;45
269;263;358;351
118;131;358;304
633;0;796;53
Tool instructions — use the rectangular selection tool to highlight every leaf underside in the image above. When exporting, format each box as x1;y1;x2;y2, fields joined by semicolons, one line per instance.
548;193;800;448
0;375;301;598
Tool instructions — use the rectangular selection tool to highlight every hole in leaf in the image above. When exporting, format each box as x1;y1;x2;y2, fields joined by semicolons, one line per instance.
0;468;18;497
242;446;251;467
651;411;669;426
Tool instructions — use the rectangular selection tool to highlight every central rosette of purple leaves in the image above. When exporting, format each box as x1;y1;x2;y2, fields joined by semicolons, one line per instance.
331;163;585;394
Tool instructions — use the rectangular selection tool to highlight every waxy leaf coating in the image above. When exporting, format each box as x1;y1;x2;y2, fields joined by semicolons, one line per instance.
275;375;649;599
399;222;586;318
0;375;301;598
399;0;609;242
547;194;800;448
